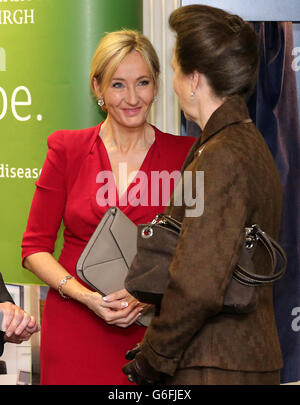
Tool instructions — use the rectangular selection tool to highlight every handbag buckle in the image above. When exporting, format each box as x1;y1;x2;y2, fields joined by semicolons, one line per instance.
141;214;167;239
245;225;260;250
141;227;154;239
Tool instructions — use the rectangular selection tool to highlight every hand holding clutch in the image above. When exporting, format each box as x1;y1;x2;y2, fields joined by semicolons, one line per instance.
83;289;143;328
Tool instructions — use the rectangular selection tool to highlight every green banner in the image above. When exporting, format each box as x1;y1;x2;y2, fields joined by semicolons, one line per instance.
0;0;143;284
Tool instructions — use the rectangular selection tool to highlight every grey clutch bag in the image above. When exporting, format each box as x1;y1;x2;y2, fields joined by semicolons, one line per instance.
76;207;153;327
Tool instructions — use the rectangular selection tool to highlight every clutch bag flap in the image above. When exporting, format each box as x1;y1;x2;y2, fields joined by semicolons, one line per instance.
77;207;121;272
76;207;129;293
81;258;128;296
110;207;137;267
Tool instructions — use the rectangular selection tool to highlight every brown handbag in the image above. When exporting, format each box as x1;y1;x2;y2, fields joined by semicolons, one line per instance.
125;213;287;314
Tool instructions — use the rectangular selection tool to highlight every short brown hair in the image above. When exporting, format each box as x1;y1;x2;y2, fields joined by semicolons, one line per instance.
169;5;259;99
90;29;160;98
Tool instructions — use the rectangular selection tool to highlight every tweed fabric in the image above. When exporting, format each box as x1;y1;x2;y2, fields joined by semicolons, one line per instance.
165;367;280;385
140;95;283;378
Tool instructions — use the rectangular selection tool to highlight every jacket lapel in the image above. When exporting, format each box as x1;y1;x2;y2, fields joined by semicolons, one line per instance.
182;96;251;171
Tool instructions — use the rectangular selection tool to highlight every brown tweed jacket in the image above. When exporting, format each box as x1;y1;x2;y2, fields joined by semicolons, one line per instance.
141;95;284;375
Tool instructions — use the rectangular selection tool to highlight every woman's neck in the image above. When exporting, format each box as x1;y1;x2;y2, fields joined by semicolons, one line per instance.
196;95;226;130
192;75;227;130
100;117;154;154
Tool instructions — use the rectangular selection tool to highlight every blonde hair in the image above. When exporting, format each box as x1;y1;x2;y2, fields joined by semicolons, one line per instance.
90;29;160;102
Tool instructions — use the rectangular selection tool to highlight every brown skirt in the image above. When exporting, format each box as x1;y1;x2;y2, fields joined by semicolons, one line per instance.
165;367;280;385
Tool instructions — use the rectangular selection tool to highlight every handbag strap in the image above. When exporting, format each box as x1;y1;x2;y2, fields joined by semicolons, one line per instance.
233;225;287;286
143;216;287;287
142;216;287;288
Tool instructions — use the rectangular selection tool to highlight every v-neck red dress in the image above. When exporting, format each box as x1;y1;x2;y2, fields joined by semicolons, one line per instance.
21;122;195;385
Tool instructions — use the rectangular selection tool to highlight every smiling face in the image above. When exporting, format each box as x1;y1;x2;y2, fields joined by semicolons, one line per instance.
96;50;156;130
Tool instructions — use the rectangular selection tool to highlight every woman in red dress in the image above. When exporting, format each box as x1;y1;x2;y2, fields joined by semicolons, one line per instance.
21;30;195;385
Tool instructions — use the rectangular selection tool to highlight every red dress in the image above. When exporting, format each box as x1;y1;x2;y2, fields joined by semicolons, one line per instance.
21;122;195;385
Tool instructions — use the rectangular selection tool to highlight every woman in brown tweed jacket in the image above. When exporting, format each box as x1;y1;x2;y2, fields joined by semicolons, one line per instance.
123;4;284;385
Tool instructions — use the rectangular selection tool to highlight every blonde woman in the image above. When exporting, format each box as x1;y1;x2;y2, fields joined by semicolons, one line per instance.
21;30;195;385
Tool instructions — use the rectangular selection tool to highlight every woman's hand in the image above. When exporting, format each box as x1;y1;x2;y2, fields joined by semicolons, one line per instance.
0;302;40;344
84;289;145;328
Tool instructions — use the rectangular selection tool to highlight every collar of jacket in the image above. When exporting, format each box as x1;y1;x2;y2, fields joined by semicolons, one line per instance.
200;94;251;146
182;95;251;170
